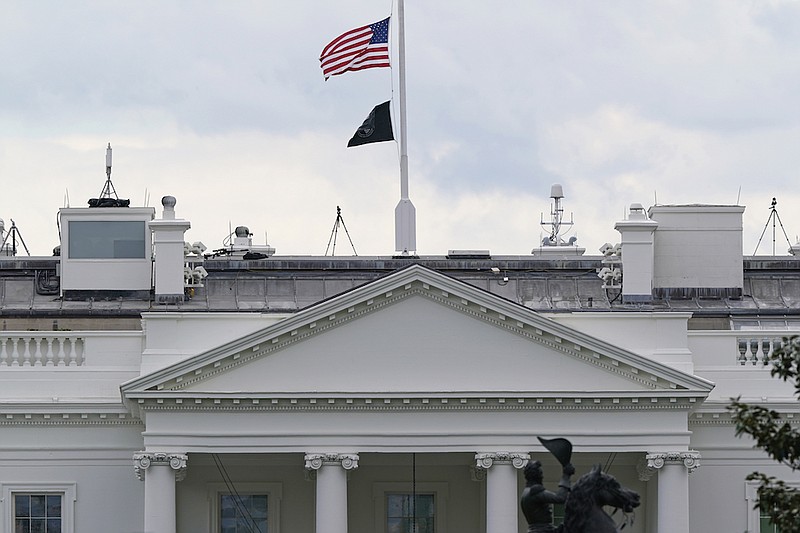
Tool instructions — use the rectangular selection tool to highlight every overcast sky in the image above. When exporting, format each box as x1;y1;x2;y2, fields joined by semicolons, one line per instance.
2;0;800;257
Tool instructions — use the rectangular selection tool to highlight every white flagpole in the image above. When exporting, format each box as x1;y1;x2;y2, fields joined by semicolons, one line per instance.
394;0;416;254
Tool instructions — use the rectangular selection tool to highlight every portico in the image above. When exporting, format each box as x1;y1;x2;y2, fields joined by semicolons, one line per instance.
122;265;712;533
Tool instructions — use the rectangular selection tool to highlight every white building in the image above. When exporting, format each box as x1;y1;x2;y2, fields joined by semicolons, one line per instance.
0;193;798;533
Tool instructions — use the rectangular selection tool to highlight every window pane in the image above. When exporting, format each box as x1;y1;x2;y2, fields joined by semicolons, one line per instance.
418;517;435;533
46;496;61;518
15;518;29;533
415;495;435;517
46;519;62;533
387;494;407;516
69;221;146;259
251;495;268;519
553;503;565;526
30;519;46;533
15;495;31;518
30;496;46;518
388;517;413;533
760;515;778;533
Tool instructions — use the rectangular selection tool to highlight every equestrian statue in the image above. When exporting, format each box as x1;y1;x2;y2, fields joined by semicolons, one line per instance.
521;437;640;533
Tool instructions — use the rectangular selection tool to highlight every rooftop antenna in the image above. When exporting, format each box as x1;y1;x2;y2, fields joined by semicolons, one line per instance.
0;219;31;257
88;143;130;207
753;197;792;255
325;206;358;256
99;143;118;200
539;184;575;246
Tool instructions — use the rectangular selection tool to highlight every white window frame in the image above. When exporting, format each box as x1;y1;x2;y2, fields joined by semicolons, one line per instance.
372;482;448;533
207;482;282;533
0;482;77;533
745;479;800;533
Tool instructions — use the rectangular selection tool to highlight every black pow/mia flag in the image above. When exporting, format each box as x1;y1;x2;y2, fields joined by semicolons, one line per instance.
347;101;394;147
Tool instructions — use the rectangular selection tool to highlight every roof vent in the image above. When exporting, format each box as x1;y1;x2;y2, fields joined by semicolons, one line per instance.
447;249;491;260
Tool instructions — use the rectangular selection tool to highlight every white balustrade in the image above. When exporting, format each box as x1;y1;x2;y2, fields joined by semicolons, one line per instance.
0;334;85;366
736;335;784;366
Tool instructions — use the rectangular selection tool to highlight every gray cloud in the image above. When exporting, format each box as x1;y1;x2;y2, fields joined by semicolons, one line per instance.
1;1;799;255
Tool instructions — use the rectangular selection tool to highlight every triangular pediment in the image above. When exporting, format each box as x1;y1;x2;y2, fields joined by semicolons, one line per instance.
122;265;713;401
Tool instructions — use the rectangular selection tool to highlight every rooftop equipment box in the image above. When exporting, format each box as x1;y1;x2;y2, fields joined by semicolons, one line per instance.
648;204;744;298
59;207;155;299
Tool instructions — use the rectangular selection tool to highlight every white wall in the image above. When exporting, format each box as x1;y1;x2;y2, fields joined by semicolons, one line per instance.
648;205;744;290
551;312;694;373
140;312;291;374
0;425;144;533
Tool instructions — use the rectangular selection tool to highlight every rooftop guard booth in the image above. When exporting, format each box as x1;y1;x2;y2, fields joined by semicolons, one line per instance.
59;206;155;300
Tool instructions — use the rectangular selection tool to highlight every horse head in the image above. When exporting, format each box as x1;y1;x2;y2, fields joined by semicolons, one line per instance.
562;465;641;533
583;464;640;513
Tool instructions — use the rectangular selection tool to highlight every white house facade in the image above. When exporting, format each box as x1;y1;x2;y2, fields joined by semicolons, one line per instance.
1;196;799;533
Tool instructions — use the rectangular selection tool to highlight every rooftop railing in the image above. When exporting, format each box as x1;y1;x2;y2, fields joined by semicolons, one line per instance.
689;330;800;368
0;331;142;368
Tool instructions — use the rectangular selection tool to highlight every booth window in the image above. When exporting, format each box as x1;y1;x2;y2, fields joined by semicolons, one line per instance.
68;221;146;259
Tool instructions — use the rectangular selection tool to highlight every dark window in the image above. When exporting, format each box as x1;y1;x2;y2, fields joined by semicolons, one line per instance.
386;493;435;533
68;221;146;259
220;494;268;533
14;494;62;533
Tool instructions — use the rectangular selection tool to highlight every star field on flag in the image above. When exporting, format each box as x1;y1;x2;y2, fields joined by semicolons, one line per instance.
319;17;390;80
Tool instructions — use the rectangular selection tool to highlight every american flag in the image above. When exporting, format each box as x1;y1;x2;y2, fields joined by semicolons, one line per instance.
319;17;390;80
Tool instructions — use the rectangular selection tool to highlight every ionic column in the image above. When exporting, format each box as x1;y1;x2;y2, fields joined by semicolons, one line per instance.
475;452;529;533
646;451;700;533
304;453;359;533
134;452;188;533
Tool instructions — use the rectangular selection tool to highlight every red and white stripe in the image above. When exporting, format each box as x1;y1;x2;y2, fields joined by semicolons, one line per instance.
320;24;389;79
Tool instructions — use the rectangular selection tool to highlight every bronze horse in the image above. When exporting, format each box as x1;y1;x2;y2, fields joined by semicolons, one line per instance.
561;465;640;533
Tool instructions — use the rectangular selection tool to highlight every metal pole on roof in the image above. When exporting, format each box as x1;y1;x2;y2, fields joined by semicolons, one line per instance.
394;0;416;256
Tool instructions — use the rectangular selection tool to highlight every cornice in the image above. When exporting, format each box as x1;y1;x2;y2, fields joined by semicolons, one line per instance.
130;393;699;412
690;409;800;427
0;414;141;426
0;402;141;426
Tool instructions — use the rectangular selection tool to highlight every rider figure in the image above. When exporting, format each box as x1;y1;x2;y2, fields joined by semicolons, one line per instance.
520;460;575;533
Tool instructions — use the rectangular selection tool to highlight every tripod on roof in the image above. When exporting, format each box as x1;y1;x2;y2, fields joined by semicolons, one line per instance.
0;219;31;257
325;206;358;256
753;197;792;255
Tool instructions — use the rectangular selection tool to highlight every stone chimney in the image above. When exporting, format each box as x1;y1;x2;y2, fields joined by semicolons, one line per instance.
615;203;658;303
148;196;191;304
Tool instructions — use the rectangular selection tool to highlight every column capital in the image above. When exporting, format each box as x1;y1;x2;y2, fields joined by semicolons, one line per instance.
133;451;188;481
475;451;529;470
646;451;700;474
304;453;359;471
